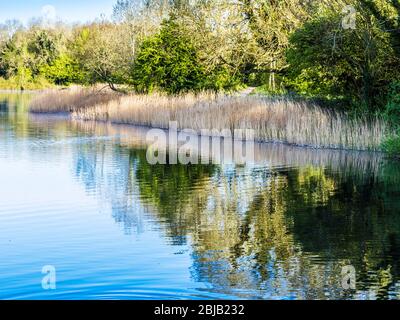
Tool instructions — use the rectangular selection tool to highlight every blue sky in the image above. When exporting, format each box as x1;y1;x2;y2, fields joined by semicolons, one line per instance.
0;0;117;24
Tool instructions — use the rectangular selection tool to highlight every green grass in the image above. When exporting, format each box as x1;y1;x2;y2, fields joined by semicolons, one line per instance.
252;84;287;96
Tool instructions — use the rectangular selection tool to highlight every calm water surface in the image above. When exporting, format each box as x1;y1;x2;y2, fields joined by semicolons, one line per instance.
1;93;400;300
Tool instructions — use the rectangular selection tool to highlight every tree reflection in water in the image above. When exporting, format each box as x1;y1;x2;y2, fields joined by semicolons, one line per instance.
3;96;399;300
65;120;400;300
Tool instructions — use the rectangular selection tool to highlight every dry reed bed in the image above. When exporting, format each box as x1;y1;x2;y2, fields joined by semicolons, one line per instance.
29;86;121;113
29;88;389;151
68;119;384;179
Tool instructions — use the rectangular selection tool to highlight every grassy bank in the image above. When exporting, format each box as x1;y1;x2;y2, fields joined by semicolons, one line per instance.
0;77;54;90
29;87;389;151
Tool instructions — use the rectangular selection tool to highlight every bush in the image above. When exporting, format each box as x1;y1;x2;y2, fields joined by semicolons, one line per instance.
40;54;86;86
382;134;400;156
384;81;400;126
0;75;53;90
202;66;243;92
286;9;399;111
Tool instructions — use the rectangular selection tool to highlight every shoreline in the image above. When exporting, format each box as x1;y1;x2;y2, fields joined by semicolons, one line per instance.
0;89;42;94
27;88;390;153
29;110;387;155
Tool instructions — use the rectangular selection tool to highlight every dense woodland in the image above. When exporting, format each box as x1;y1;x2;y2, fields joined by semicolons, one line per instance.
0;0;399;115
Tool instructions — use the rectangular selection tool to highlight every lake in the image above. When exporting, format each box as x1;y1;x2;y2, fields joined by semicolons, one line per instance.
1;93;400;300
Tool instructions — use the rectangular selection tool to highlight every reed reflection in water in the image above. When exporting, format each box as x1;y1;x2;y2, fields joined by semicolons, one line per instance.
1;94;400;300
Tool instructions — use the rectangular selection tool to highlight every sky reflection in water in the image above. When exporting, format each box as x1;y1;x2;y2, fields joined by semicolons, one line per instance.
1;93;400;300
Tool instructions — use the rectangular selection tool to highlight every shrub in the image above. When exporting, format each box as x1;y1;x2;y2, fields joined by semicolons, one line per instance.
382;134;400;156
40;54;86;86
384;81;400;126
0;75;52;90
286;9;399;111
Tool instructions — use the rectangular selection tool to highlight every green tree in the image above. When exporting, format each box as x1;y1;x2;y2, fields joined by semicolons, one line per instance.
286;2;400;110
72;22;134;91
385;81;400;125
0;31;34;88
132;17;205;94
239;0;317;90
40;53;85;85
27;30;59;75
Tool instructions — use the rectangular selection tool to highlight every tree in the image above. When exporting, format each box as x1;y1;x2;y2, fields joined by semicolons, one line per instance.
0;30;33;87
27;30;60;75
0;26;67;88
238;0;316;90
132;17;206;94
0;19;23;43
72;22;134;91
286;1;400;110
40;53;85;85
112;0;170;59
172;0;256;87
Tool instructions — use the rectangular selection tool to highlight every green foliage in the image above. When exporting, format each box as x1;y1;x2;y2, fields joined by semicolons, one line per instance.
382;82;400;155
132;16;243;94
40;54;86;85
202;65;243;92
381;134;400;156
0;75;52;90
0;32;29;79
132;18;205;94
0;0;398;110
286;6;400;111
72;23;135;91
384;81;400;126
27;30;59;75
253;83;287;96
0;28;63;89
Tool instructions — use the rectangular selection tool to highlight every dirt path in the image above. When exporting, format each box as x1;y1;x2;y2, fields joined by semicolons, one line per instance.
237;87;256;96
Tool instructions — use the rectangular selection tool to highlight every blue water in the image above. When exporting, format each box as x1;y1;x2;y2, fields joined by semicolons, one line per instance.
1;93;400;300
